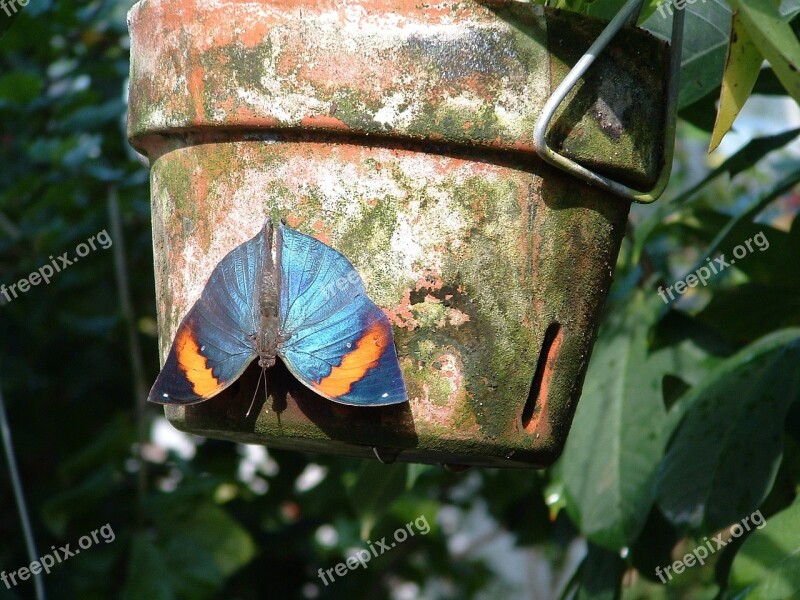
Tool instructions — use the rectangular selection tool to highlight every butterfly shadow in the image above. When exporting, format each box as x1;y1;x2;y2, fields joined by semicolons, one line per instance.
182;359;418;459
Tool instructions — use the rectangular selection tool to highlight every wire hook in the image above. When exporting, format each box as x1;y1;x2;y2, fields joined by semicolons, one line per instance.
533;0;685;203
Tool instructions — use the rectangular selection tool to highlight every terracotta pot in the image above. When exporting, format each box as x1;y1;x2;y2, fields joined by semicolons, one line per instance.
127;0;669;468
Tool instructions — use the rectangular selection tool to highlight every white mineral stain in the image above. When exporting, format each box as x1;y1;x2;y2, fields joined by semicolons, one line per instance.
374;92;419;129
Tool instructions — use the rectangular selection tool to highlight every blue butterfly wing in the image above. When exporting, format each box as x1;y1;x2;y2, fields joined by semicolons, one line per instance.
277;223;407;406
148;225;266;404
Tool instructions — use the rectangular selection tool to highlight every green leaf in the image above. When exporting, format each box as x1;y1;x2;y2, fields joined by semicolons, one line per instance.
729;0;800;106
680;89;724;132
0;0;24;39
121;502;255;599
0;72;43;105
347;462;408;539
680;168;800;278
121;535;174;600
482;470;550;545
630;508;681;583
406;463;432;490
644;0;733;108
57;100;126;133
633;128;800;260
709;12;764;152
656;329;800;531
644;0;800;108
575;542;625;600
726;497;800;599
41;465;118;536
651;310;733;390
680;128;800;203
168;503;256;578
697;218;800;343
56;414;137;480
546;0;601;15
709;218;800;287
698;284;800;344
562;291;669;550
162;535;225;598
697;218;800;342
586;0;661;22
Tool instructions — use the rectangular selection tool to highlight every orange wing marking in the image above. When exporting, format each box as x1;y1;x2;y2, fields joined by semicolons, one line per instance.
175;326;220;397
313;320;388;397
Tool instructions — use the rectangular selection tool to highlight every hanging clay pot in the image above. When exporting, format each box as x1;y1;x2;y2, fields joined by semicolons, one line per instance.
127;0;670;468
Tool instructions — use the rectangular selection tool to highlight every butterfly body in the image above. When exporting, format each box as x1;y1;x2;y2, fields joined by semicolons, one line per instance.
149;219;407;407
251;222;284;370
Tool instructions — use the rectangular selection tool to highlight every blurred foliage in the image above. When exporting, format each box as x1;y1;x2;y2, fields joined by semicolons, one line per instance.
1;1;800;599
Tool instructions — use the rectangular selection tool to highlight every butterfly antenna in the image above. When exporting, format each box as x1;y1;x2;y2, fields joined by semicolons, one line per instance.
246;368;265;418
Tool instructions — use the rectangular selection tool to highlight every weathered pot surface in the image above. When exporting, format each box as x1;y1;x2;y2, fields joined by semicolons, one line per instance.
128;0;669;467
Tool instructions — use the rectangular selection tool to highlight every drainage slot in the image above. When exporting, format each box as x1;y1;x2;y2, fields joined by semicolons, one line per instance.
522;322;562;431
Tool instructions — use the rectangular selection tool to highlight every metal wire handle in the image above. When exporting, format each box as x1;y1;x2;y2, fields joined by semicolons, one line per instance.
533;0;685;203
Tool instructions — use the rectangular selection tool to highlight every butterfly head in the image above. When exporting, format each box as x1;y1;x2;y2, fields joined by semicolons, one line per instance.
257;354;276;369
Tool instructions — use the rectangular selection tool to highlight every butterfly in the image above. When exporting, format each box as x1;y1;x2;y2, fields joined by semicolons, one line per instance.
148;218;407;407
